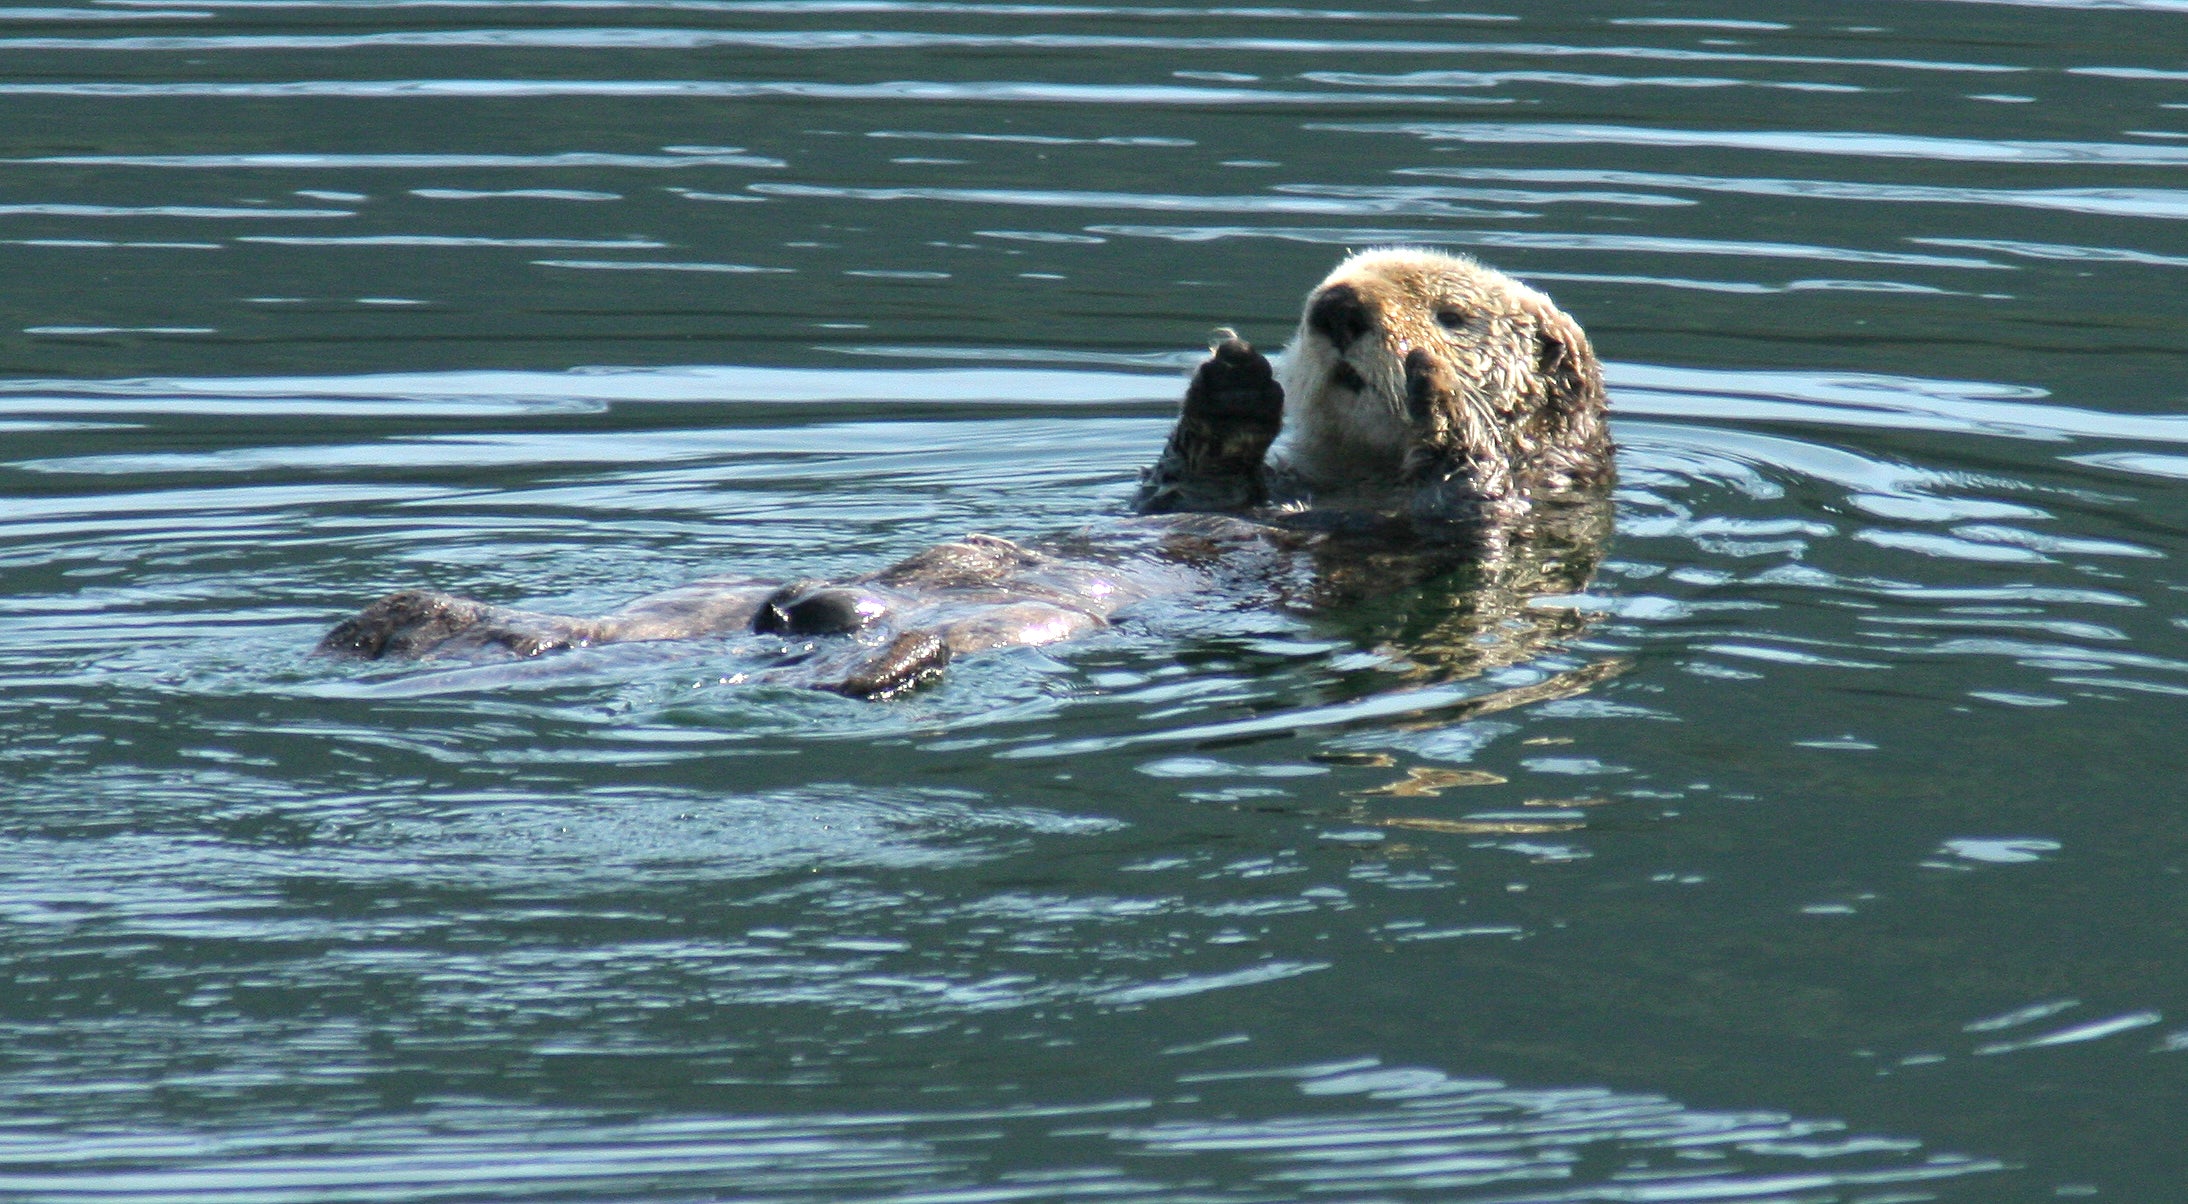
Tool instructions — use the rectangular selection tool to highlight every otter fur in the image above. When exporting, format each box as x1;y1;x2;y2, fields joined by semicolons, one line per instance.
320;248;1613;698
1136;247;1610;522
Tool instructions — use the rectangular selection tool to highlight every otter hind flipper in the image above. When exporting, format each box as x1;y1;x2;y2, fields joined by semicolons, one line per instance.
318;589;606;661
753;582;889;635
316;589;514;660
1135;336;1284;515
829;629;952;700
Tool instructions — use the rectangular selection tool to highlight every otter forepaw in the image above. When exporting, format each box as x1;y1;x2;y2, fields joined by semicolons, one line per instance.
1400;348;1521;531
1400;348;1467;483
1135;335;1284;515
1402;348;1457;438
1184;335;1284;441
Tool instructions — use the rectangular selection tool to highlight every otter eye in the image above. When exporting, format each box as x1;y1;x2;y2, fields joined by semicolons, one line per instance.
1435;308;1468;330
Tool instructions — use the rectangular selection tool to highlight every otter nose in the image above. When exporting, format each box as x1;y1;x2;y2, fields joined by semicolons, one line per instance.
1306;283;1373;349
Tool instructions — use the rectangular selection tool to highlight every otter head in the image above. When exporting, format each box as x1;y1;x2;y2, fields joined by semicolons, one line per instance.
1276;248;1609;504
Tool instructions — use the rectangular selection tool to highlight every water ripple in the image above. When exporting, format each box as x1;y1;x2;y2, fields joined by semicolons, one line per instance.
0;203;351;218
1402;167;2188;222
746;181;1532;220
1089;223;2011;269
0;28;2022;71
0;79;1497;106
8;149;783;168
1319;121;2188;165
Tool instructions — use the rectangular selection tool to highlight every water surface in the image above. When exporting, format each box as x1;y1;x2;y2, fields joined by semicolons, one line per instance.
4;1;2188;1200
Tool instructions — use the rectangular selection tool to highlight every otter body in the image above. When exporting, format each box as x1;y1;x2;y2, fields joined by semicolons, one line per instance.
320;249;1614;697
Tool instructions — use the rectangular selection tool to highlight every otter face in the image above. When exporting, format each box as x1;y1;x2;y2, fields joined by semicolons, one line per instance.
1276;248;1608;501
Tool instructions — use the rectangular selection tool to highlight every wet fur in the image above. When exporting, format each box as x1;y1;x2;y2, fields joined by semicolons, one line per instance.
320;249;1614;697
1139;247;1611;525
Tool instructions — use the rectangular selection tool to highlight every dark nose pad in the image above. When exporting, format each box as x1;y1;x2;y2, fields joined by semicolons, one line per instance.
1306;283;1373;350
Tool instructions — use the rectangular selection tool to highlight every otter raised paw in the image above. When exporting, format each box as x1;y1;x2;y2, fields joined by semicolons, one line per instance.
1134;335;1285;515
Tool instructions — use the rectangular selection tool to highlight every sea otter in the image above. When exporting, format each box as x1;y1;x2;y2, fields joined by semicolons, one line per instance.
319;248;1615;698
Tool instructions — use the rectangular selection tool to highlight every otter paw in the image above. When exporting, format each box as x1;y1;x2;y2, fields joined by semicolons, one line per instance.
1401;348;1520;528
1135;336;1286;515
1400;348;1466;482
1402;347;1463;442
829;630;951;700
1184;336;1284;441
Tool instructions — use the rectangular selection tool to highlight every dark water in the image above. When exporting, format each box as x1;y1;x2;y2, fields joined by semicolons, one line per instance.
4;1;2188;1199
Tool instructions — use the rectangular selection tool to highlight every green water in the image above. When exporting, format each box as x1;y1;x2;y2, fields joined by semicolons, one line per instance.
3;1;2187;1199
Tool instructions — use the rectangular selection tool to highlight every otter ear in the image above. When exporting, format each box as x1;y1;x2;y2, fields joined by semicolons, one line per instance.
1528;301;1605;416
